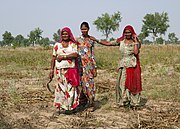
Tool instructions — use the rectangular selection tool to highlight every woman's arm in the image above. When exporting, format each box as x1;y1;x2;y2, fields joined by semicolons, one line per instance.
90;36;112;46
49;55;56;80
63;52;78;60
56;52;78;61
98;40;113;46
132;34;140;55
90;36;120;46
134;43;139;55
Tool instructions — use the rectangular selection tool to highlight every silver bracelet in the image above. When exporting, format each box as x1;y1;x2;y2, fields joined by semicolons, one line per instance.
134;43;139;45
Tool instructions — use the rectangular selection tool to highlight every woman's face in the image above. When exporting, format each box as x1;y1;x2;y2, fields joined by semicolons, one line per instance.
61;31;69;41
124;29;132;39
80;25;89;36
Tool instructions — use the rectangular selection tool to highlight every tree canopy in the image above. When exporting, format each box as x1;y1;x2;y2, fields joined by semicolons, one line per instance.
168;32;179;44
53;29;61;42
93;11;122;40
2;31;14;46
141;12;169;43
28;27;43;46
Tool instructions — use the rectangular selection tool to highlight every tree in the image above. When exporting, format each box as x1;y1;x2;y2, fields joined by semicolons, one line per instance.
93;11;122;40
23;38;31;47
141;12;169;44
168;32;178;44
28;27;43;46
53;29;61;42
2;31;14;46
39;37;50;47
143;40;153;44
138;32;148;43
0;41;3;46
12;34;25;47
156;37;164;44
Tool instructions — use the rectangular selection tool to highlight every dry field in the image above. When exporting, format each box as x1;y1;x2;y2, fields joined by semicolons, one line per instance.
0;45;179;129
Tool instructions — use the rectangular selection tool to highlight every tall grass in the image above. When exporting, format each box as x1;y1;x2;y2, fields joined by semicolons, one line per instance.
95;46;119;70
0;47;52;68
0;45;180;102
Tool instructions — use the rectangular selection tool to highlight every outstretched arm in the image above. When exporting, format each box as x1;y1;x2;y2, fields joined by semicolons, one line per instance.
90;36;120;46
98;40;113;46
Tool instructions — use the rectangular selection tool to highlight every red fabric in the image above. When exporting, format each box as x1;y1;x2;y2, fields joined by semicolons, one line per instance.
72;101;78;109
65;91;70;98
125;55;142;94
58;27;77;44
116;25;141;48
54;44;58;52
64;64;80;87
54;103;60;108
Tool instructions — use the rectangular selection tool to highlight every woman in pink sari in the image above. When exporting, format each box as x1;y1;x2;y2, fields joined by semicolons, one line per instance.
49;27;80;113
91;25;142;107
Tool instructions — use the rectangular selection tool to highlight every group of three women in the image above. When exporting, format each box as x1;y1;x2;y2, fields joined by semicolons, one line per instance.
49;22;142;113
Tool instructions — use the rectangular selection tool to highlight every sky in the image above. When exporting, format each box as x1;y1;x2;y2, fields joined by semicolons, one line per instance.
0;0;180;41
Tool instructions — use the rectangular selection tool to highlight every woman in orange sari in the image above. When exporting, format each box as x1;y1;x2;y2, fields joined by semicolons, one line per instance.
76;22;97;110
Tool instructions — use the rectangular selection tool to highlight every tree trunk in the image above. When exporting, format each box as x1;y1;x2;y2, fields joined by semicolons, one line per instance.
105;33;108;40
152;36;155;45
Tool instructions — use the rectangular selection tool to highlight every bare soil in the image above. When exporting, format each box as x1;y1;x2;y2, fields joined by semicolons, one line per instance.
0;69;179;129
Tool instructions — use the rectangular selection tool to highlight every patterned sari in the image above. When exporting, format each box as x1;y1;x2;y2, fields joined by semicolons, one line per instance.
53;41;80;110
76;36;97;102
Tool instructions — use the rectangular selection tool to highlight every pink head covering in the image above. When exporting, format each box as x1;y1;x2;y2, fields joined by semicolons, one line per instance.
59;27;76;44
116;25;141;47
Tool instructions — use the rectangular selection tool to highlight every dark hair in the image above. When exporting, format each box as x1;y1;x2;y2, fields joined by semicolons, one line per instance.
80;21;90;29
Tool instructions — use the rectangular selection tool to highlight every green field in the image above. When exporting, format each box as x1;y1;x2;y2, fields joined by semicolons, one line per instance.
0;45;179;128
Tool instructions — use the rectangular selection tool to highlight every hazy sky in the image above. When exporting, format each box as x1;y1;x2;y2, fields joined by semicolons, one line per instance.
0;0;179;41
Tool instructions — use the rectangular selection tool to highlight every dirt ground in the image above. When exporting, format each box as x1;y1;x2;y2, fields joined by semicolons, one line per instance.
0;69;180;129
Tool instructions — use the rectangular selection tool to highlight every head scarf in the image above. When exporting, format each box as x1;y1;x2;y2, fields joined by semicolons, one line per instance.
59;27;76;44
116;25;141;48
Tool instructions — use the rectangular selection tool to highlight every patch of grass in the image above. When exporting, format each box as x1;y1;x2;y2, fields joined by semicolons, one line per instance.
0;47;52;69
0;112;12;129
145;85;179;101
0;45;179;103
95;46;119;70
7;81;22;109
174;64;180;72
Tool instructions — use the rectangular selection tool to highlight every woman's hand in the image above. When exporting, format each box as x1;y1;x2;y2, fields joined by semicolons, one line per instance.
92;68;97;77
49;70;54;80
132;34;138;42
132;34;139;55
116;67;120;73
56;55;64;62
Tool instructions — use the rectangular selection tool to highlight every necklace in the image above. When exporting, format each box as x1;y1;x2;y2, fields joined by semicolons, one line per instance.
124;39;133;44
62;41;69;48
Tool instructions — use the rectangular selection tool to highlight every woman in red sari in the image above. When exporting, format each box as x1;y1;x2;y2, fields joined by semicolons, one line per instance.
91;25;142;107
49;27;80;113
